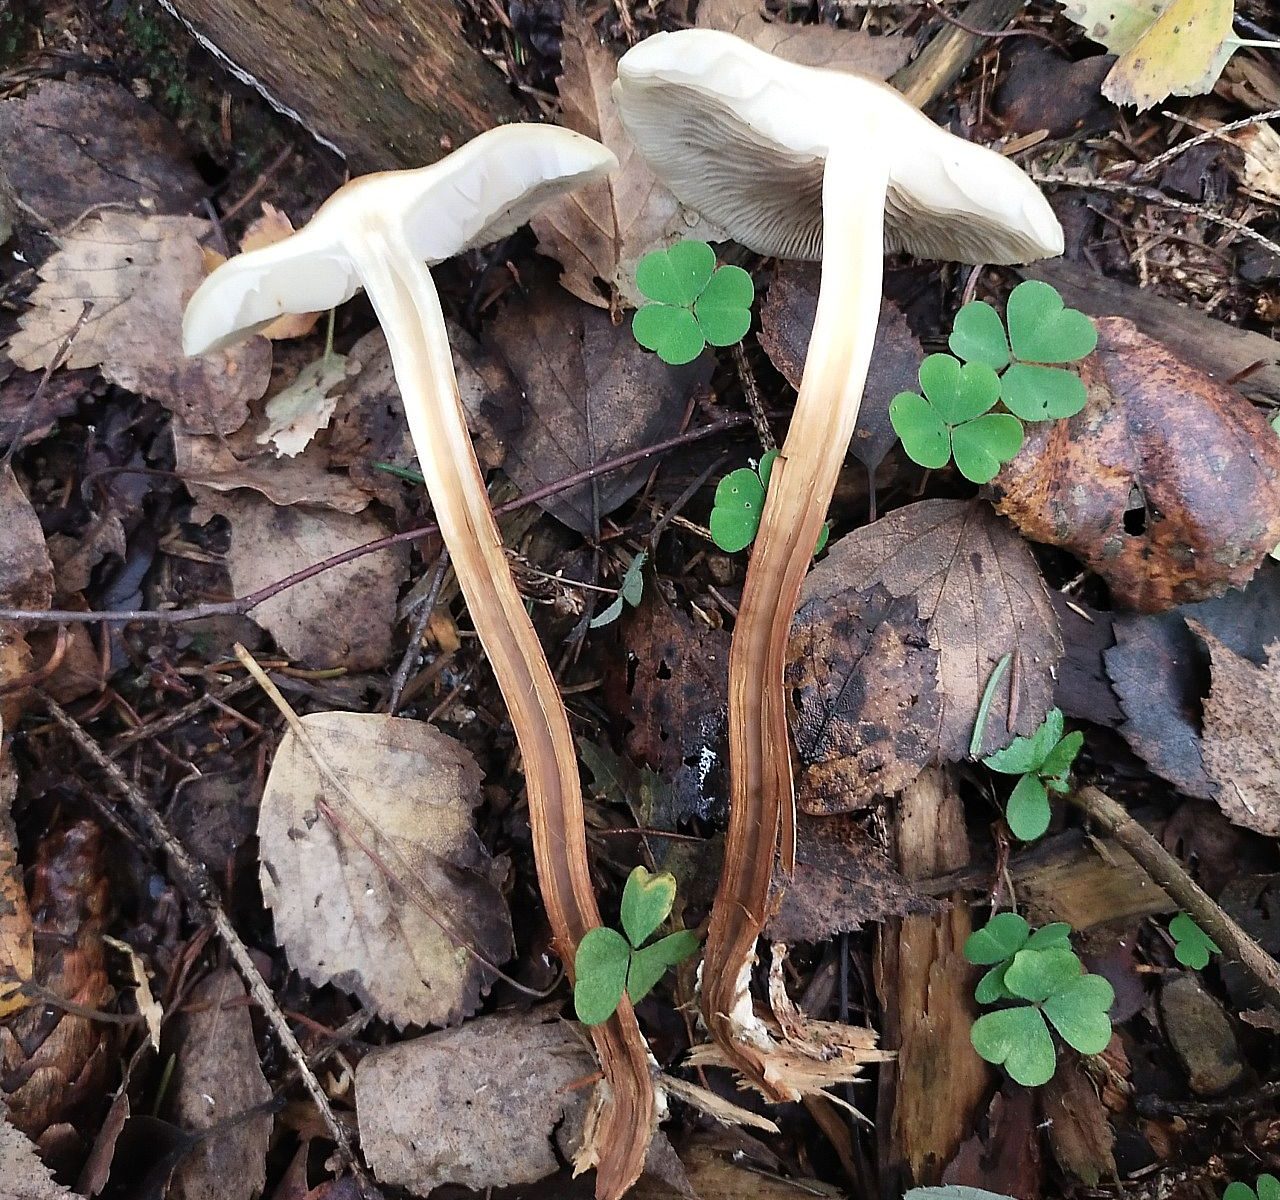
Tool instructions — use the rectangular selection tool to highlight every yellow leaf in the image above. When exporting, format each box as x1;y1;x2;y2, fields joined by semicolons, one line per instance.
1102;0;1234;110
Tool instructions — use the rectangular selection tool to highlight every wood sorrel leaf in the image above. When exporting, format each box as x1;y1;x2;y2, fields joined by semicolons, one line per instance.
574;926;630;1025
632;304;705;366
1042;972;1114;1055
919;354;1001;424
949;300;1011;371
1000;362;1088;421
970;1005;1057;1086
1006;280;1098;364
1004;946;1082;1002
694;265;754;346
964;912;1030;965
635;240;716;307
626;929;699;1002
620;864;677;948
889;392;951;469
951;412;1024;483
1006;772;1051;841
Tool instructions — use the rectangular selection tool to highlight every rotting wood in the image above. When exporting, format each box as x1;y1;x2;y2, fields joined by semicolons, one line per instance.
876;768;990;1195
893;0;1026;108
159;0;521;170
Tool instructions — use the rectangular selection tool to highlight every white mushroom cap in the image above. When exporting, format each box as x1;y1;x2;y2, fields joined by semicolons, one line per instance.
183;124;618;356
613;29;1063;265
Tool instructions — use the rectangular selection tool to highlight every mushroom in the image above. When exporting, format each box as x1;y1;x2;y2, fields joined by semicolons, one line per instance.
614;30;1064;1096
183;124;655;1200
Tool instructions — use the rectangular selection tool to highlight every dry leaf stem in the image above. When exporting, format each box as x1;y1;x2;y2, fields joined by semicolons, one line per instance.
704;145;888;1094
40;696;377;1194
1071;785;1280;1008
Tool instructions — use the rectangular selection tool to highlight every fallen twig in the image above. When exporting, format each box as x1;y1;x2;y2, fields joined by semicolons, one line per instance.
1070;785;1280;1009
42;695;382;1198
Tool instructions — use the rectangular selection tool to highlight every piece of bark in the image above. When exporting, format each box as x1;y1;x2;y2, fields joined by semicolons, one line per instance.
1023;259;1280;405
161;0;520;170
893;0;1027;107
876;768;989;1192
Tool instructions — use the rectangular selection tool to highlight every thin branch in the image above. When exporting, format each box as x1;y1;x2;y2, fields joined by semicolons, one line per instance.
0;417;748;627
1070;785;1280;1009
1138;107;1280;178
42;696;379;1196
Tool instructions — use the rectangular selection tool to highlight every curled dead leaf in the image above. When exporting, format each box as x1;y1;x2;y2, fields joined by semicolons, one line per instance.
993;318;1280;612
258;712;513;1028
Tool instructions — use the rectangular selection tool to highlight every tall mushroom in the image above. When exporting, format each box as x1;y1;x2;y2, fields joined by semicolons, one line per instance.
615;30;1064;1096
183;125;654;1200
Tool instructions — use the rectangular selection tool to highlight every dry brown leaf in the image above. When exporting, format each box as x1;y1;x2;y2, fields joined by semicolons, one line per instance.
193;489;405;669
993;317;1280;612
633;1133;840;1199
0;737;32;1021
239;204;322;341
490;284;710;536
696;0;912;78
0;465;54;726
9;212;271;436
0;78;204;228
356;1008;592;1192
169;968;272;1200
1194;623;1280;836
0;1117;76;1200
530;11;716;309
1;822;114;1140
258;712;513;1028
0;368;88;454
803;500;1062;761
759;262;920;478
766;814;935;943
46;514;126;599
786;583;940;812
1041;1060;1117;1186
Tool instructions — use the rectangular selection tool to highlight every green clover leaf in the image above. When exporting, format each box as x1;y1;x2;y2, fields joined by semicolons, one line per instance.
632;240;755;364
574;927;631;1025
1003;947;1084;1003
919;354;1001;423
620;864;677;948
1006;280;1098;364
1042;972;1115;1055
984;710;1081;843
1225;1182;1280;1200
970;1006;1057;1086
709;464;767;553
1000;362;1088;421
985;708;1064;775
1169;913;1221;970
627;929;700;1003
949;300;1010;371
951;413;1024;484
964;912;1030;965
888;392;950;469
1027;923;1073;953
694;265;754;346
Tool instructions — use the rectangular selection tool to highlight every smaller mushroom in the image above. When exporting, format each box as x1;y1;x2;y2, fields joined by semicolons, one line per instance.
184;125;655;1200
615;29;1064;1097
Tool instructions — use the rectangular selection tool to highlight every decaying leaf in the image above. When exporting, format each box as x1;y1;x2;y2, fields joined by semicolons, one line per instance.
697;0;912;79
633;1134;841;1199
174;418;371;514
759;262;921;481
192;489;405;670
786;583;940;812
1;822;114;1139
993;318;1280;612
803;500;1062;760
169;968;272;1200
258;712;513;1028
356;1008;593;1192
1194;623;1280;836
1058;0;1251;111
0;368;87;454
490;283;710;536
8;212;271;436
0;1117;76;1199
0;739;32;1020
941;1086;1042;1194
0;465;54;725
530;12;716;309
605;591;729;825
766;814;935;943
0;77;204;228
254;353;347;458
1105;563;1279;798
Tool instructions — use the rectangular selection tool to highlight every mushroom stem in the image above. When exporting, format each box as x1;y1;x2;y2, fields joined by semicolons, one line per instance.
349;225;654;1198
703;143;890;1094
